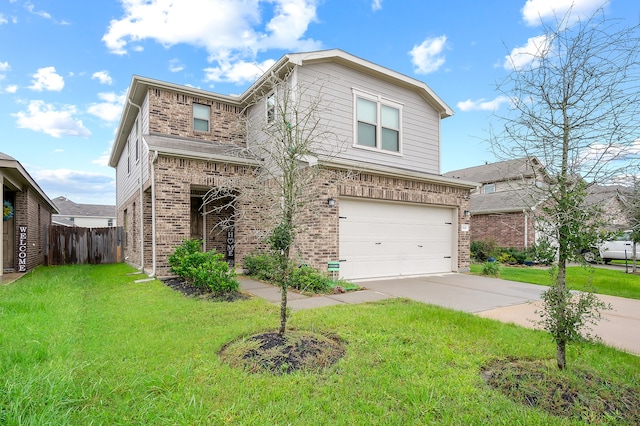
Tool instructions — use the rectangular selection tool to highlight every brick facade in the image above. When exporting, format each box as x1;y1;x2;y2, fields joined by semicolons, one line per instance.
147;88;245;145
471;211;536;249
4;187;54;272
120;160;472;276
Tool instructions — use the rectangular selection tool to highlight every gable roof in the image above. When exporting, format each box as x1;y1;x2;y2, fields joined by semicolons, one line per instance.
52;196;115;217
0;152;58;213
471;188;535;214
109;49;453;168
444;157;545;184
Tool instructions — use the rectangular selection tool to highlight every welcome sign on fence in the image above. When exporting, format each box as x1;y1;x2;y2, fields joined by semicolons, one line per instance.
18;226;27;272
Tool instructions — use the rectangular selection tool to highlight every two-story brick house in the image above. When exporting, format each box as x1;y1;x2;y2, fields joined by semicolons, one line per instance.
444;157;548;248
109;49;476;280
445;157;630;250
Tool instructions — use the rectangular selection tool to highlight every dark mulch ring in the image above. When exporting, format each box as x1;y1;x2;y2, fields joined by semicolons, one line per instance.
161;277;250;302
481;357;640;424
219;330;346;375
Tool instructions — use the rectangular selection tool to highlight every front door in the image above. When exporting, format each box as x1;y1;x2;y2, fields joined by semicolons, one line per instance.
190;196;203;241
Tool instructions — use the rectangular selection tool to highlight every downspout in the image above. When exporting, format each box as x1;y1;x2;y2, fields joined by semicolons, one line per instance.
524;209;528;249
127;97;144;272
150;150;158;276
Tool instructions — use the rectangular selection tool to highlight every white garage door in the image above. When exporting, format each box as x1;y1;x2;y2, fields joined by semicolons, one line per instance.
339;198;455;280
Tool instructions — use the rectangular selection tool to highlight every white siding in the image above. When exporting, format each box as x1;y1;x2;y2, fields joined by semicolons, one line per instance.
296;62;442;174
115;94;147;209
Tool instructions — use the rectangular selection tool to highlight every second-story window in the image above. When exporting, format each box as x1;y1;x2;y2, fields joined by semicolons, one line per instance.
193;103;210;132
266;93;276;123
483;183;496;194
354;90;402;153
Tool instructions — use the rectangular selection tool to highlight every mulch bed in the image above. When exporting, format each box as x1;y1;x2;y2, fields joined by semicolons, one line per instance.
220;330;346;374
161;277;250;302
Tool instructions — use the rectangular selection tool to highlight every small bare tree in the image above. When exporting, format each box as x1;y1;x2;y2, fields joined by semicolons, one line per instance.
492;6;640;369
204;71;347;334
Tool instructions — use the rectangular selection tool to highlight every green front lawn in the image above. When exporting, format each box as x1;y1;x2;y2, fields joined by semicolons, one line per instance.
1;264;638;424
469;263;640;300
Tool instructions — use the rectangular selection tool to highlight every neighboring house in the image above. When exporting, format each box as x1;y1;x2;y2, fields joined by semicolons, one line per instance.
584;185;632;231
52;196;116;228
109;49;477;280
1;152;58;278
445;158;631;249
445;158;548;248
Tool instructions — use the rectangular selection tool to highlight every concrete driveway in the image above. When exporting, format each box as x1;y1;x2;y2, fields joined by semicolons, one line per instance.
362;273;640;356
240;273;640;356
362;273;547;313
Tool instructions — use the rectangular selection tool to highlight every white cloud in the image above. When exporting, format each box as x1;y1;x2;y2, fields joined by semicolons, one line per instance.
87;91;127;122
32;168;115;205
503;34;552;70
169;58;184;72
0;14;7;25
0;61;9;72
28;66;65;91
91;147;112;167
580;139;640;163
409;35;447;74
5;85;18;93
521;0;605;27
371;0;382;11
25;3;52;20
204;58;276;85
92;70;113;85
456;96;511;112
13;100;91;138
102;0;321;60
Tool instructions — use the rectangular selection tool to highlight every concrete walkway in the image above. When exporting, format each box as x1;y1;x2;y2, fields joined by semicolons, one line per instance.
239;273;640;356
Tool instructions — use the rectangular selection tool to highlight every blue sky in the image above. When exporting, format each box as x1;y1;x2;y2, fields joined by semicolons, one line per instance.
0;0;637;205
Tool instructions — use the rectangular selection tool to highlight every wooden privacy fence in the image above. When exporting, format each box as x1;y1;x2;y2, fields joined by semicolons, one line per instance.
47;225;124;265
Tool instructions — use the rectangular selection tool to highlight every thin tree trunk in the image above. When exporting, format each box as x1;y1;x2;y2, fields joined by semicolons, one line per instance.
279;282;287;335
557;339;566;370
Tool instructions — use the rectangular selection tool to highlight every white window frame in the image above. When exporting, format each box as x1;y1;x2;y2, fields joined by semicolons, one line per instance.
483;183;496;194
193;103;210;133
266;92;276;123
352;89;403;155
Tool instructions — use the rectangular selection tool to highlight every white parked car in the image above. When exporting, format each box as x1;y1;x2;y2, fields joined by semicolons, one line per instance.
598;231;638;263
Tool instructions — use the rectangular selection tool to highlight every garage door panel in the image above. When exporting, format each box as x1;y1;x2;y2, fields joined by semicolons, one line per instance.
339;198;455;280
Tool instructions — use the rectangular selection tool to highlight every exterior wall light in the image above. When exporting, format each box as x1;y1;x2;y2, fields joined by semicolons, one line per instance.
328;197;335;207
464;210;471;217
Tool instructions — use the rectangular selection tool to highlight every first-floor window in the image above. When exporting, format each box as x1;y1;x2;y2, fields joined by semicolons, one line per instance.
355;90;402;153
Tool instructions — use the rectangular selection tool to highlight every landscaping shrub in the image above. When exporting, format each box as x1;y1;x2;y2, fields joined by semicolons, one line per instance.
168;239;238;295
471;238;498;262
496;252;517;264
168;238;203;281
244;251;334;294
243;251;279;281
290;265;332;293
481;261;500;277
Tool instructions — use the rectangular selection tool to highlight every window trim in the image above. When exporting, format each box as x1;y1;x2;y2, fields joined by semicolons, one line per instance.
483;183;496;194
193;103;211;133
352;89;403;156
266;92;276;123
